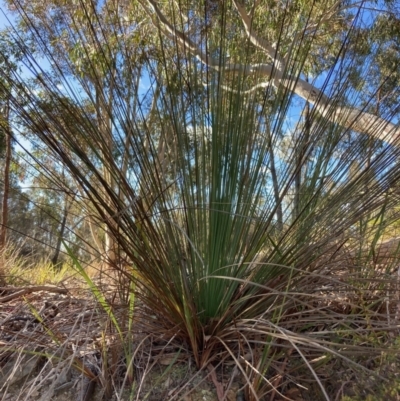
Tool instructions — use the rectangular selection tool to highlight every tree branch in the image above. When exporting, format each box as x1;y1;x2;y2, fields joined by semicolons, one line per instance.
140;0;400;146
204;80;272;95
0;286;68;303
139;0;213;68
232;0;284;70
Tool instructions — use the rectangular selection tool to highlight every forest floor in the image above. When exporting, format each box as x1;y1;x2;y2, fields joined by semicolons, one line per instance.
0;278;229;401
1;270;400;401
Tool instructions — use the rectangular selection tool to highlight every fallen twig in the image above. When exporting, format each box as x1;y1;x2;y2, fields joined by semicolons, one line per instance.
0;285;68;302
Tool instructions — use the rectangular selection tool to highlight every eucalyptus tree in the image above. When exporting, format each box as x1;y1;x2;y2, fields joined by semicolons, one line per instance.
2;0;400;399
0;28;23;256
140;0;399;140
347;7;400;179
0;81;12;254
0;138;84;263
4;0;161;266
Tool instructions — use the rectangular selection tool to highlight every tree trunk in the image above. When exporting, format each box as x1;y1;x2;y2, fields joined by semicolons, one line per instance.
51;197;69;267
0;98;10;285
294;100;311;220
0;99;11;252
95;80;118;269
267;123;283;232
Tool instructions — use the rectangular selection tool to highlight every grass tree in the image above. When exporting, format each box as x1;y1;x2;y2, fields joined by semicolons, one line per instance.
1;0;400;399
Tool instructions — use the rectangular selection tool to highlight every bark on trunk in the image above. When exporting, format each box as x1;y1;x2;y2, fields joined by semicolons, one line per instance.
51;198;70;267
0;99;11;251
267;124;283;232
294;100;311;220
95;79;118;269
0;99;10;285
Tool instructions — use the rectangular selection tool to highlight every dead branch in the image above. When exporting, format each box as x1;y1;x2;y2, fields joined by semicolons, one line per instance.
0;285;68;303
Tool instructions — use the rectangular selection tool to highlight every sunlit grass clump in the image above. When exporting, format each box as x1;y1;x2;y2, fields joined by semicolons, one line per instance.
4;250;77;286
7;261;75;286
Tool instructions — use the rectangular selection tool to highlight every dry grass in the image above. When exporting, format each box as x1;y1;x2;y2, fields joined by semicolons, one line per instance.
0;245;399;401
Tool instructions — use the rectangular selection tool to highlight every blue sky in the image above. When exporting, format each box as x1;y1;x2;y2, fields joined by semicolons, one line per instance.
0;2;35;187
0;1;14;29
